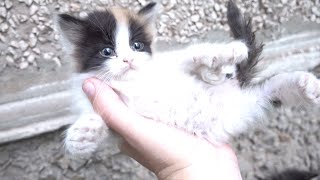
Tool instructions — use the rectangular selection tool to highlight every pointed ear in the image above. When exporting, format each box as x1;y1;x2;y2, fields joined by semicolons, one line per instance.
138;2;157;23
55;14;85;49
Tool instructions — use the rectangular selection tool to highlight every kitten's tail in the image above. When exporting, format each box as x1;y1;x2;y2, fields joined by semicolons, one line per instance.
227;1;320;85
227;0;264;87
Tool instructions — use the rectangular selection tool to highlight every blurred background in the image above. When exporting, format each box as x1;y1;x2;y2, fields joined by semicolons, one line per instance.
0;0;319;179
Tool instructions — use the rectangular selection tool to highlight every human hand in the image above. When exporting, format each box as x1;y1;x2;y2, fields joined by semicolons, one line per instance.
82;78;242;180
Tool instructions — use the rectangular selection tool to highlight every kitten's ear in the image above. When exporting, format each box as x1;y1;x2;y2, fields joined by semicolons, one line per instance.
55;14;85;48
138;2;157;23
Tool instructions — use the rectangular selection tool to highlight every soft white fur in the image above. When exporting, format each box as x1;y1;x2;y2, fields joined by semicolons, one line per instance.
64;19;320;158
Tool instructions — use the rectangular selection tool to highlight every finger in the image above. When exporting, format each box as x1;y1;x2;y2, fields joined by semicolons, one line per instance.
119;140;156;172
82;78;142;138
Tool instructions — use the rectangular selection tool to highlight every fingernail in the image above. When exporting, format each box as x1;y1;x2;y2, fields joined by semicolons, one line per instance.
83;80;95;98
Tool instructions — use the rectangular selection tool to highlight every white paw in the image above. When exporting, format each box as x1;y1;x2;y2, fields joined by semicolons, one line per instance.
193;41;248;68
65;113;109;157
297;73;320;104
193;55;216;68
227;41;248;63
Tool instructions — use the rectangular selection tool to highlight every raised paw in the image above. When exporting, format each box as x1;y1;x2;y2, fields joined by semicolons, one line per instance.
192;41;248;68
227;41;248;63
297;73;320;104
65;113;109;157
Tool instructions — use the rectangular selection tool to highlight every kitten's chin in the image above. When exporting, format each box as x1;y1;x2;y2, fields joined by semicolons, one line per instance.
118;69;140;81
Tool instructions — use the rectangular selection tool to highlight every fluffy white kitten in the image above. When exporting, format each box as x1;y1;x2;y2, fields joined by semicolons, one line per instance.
57;2;320;157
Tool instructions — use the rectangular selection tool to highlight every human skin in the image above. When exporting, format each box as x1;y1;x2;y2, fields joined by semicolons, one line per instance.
82;78;242;180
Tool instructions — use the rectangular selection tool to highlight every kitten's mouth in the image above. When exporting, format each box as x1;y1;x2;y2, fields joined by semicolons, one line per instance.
128;64;138;70
122;65;138;74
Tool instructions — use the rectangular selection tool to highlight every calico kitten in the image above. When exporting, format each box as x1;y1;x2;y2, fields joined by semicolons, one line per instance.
57;1;320;157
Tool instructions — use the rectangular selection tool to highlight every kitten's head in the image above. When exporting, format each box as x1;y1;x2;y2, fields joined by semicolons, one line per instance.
57;3;157;80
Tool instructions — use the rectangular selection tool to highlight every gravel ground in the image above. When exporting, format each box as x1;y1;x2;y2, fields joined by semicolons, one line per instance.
0;0;320;179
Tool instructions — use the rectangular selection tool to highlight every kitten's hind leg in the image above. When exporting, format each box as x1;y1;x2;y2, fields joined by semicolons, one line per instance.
262;72;320;107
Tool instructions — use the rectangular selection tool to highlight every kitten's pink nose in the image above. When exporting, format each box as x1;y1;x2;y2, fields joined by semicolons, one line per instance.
123;58;134;64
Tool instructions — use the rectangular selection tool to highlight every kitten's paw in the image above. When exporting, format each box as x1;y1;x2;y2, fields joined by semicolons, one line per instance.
193;41;248;68
227;41;248;63
193;55;216;68
199;66;226;85
297;73;320;104
65;113;109;157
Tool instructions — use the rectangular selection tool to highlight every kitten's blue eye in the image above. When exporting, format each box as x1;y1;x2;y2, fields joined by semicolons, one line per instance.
100;47;116;57
131;42;144;51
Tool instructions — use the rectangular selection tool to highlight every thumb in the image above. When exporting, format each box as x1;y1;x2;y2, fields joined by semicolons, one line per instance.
82;78;141;138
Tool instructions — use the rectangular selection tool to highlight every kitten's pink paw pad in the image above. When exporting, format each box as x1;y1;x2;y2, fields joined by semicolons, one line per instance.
297;74;320;104
65;113;108;156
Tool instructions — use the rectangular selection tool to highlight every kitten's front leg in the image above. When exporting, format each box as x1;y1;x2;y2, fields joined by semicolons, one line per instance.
65;113;111;157
263;72;320;107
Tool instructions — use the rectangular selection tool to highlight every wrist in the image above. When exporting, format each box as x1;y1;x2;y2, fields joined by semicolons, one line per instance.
156;163;217;180
156;145;242;180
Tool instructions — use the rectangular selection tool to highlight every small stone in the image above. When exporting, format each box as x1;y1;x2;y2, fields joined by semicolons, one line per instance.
43;52;54;60
79;11;88;18
190;14;200;22
32;48;41;54
6;56;14;64
31;15;39;23
0;34;6;42
8;19;17;28
54;34;59;41
38;37;47;42
70;3;81;12
311;7;320;16
29;34;37;47
19;40;29;51
10;41;19;48
214;4;220;12
38;6;49;16
137;0;147;6
27;55;36;62
30;5;39;15
69;159;87;171
195;22;203;29
7;47;15;55
5;0;13;9
53;57;61;67
19;62;29;69
57;157;69;170
0;7;7;18
23;51;30;57
37;24;46;31
0;23;9;33
18;14;29;23
281;0;288;4
38;16;47;22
